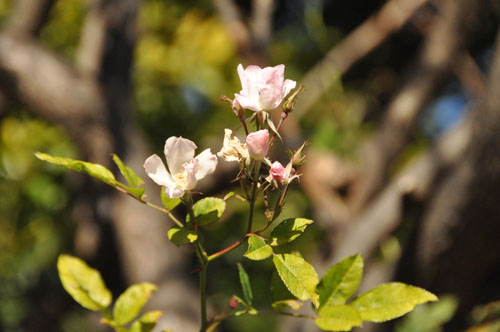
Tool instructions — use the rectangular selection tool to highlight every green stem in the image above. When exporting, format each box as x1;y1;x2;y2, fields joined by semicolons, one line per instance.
199;263;208;332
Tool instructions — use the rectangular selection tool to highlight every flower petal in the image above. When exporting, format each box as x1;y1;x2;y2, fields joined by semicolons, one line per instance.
144;154;175;187
164;186;184;199
164;136;197;175
195;148;218;180
283;79;297;100
235;93;260;112
183;159;198;190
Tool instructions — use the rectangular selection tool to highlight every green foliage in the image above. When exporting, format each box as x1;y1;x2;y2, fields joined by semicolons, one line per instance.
112;154;145;197
317;254;363;312
58;255;161;332
314;305;362;331
57;255;112;311
113;283;157;325
272;253;320;307
244;236;273;261
160;189;182;210
129;311;164;332
237;263;253;306
35;152;145;198
186;197;226;226
270;218;314;246
167;227;198;246
351;283;438;322
35;153;116;185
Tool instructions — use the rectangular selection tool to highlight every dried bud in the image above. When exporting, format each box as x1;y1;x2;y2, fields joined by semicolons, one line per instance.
282;85;304;114
287;140;309;167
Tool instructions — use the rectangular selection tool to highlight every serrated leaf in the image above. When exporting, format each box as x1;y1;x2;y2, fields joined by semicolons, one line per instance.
36;152;116;185
57;254;112;311
318;254;363;313
160;188;181;210
270;218;314;246
186;197;226;226
351;282;438;322
167;227;198;246
315;305;362;331
129;310;163;332
244;235;273;260
272;254;319;307
272;299;303;311
113;283;157;325
237;263;253;305
112;154;144;189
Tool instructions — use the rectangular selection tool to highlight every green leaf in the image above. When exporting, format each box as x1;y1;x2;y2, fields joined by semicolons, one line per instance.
244;235;273;260
315;305;362;331
167;227;198;246
112;154;144;188
272;254;320;307
237;263;253;305
351;282;438;322
160;188;181;210
272;299;303;311
57;254;112;311
35;152;116;185
129;310;164;332
270;218;314;246
100;318;128;332
35;152;145;198
317;254;363;313
187;197;226;226
271;271;294;302
113;283;157;325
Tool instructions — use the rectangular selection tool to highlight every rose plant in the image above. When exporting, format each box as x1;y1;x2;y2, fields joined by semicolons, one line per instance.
35;64;437;332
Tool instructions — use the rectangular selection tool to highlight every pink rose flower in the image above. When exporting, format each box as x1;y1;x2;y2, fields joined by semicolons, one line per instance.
234;64;296;112
144;137;218;198
246;129;269;160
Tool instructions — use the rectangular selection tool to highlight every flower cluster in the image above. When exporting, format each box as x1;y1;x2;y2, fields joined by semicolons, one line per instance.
144;63;302;219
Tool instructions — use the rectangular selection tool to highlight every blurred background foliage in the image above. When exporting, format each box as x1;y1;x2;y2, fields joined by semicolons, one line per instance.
0;0;498;331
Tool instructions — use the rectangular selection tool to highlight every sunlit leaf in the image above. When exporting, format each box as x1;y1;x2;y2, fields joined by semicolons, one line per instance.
35;152;116;185
160;188;181;210
129;310;164;332
351;282;438;322
237;263;253;305
112;154;145;189
317;254;363;312
315;305;362;331
57;254;112;311
270;218;314;246
100;318;128;332
186;197;226;226
167;227;198;246
272;254;319;307
244;235;273;261
113;283;157;325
